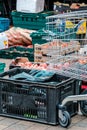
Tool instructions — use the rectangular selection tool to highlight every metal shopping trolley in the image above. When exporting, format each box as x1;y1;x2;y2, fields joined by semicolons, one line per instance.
35;10;87;127
46;10;87;42
34;50;87;126
45;55;87;127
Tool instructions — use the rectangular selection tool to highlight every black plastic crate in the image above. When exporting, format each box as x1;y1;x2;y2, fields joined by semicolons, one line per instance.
0;68;79;125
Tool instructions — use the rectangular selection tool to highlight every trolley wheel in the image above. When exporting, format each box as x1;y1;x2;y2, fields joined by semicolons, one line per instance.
59;111;71;128
80;89;87;116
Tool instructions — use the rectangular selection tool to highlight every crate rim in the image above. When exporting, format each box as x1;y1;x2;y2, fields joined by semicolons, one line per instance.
0;68;75;89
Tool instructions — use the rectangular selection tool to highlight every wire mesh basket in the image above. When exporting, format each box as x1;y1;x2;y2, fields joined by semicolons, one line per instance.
46;10;87;42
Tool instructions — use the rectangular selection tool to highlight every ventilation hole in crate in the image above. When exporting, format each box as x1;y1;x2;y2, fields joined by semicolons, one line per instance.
35;18;37;21
26;17;28;21
22;17;24;21
31;18;33;22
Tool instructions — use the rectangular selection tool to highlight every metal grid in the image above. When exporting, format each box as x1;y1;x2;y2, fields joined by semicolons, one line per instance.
44;55;87;81
34;10;87;81
46;10;87;43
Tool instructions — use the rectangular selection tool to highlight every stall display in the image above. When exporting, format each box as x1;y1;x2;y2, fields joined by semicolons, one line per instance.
0;1;87;128
0;27;35;61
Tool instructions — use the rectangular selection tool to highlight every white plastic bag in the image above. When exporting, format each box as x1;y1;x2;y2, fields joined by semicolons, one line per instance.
0;32;8;49
16;0;45;13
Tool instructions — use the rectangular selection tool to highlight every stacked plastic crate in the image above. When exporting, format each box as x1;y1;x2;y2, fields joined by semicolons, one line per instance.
11;0;56;30
0;46;34;62
11;11;55;30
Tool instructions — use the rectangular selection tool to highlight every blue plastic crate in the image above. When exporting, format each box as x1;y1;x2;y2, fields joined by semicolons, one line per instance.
0;17;10;32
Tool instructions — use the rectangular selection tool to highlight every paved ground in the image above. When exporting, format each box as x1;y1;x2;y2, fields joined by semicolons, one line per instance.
0;115;86;130
0;58;87;130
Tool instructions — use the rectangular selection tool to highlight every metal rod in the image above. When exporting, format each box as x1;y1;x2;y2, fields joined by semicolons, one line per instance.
61;94;87;106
